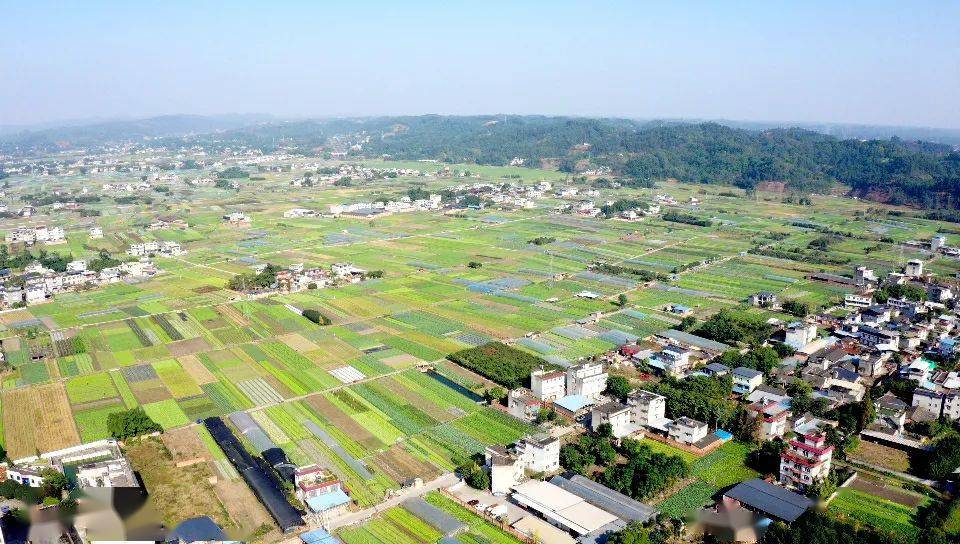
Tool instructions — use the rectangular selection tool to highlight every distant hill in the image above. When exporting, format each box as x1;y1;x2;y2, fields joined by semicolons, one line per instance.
0;113;274;150
3;114;958;210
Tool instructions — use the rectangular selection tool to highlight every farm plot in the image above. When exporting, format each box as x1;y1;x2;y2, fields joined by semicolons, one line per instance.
65;372;119;404
829;487;924;540
153;358;205;398
689;442;758;488
2;383;81;459
338;506;442;544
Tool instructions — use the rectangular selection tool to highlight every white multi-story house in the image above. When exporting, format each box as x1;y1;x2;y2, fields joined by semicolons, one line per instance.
530;369;566;401
284;208;318;218
516;436;561;474
732;367;764;395
844;294;872;309
785;322;817;350
331;263;365;277
507;388;543;421
223;212;251;225
780;431;833;490
627;389;667;427
667;417;708;445
567;361;608;400
649;345;693;377
5;225;65;244
913;382;960;421
747;401;791;440
590;401;633;438
26;284;47;304
485;435;561;494
161;241;184;256
89;226;103;239
858;325;900;349
904;259;924;277
67;260;87;273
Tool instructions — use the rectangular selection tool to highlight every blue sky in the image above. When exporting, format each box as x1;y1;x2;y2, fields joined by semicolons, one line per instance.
2;1;958;127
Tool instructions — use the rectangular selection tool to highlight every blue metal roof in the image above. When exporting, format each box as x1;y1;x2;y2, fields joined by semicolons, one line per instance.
300;528;341;544
305;489;351;513
554;394;594;412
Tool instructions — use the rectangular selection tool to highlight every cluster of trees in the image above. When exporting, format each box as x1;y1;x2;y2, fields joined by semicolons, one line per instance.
88;249;121;272
559;429;619;474
560;430;689;502
875;283;928;302
302;309;331;326
216;166;249;179
647;375;736;428
695;309;774;346
107;407;162;439
782;299;811;317
447;342;557;389
407;186;431;200
528;236;556;246
457;458;490;490
764;509;921;544
0;246;73;273
714;346;786;376
662;211;712;227
0;468;70;504
227;264;280;291
606;519;681;544
599;198;646;217
598;439;689;500
750;246;851;266
786;379;832;418
591;262;669;283
22;193;101;206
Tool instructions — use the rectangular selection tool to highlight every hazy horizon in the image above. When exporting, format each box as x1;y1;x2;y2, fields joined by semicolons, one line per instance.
3;1;959;129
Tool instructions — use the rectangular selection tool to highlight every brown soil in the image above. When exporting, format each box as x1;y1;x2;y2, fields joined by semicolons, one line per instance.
849;475;926;507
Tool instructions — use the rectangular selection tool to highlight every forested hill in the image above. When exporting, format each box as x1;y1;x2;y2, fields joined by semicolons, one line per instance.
5;114;960;209
349;116;960;209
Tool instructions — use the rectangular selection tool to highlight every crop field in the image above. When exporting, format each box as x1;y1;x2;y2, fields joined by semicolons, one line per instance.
829;488;925;540
645;440;757;519
338;491;524;544
2;162;960;532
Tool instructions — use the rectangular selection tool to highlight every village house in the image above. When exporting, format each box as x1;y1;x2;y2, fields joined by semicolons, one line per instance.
667;417;709;445
223;212;251;226
779;431;833;490
566;361;608;400
5;225;66;245
627;389;668;428
590;401;634;438
530;368;566;401
293;465;351;523
747;400;791;440
732;367;764;395
484;435;561;494
507;388;543;421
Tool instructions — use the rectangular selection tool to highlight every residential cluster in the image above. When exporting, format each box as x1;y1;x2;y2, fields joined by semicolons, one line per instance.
290;164;422;186
487;249;960;538
127;240;185;257
2;439;138;490
329;194;442;217
4;224;66;245
0;256;158;308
